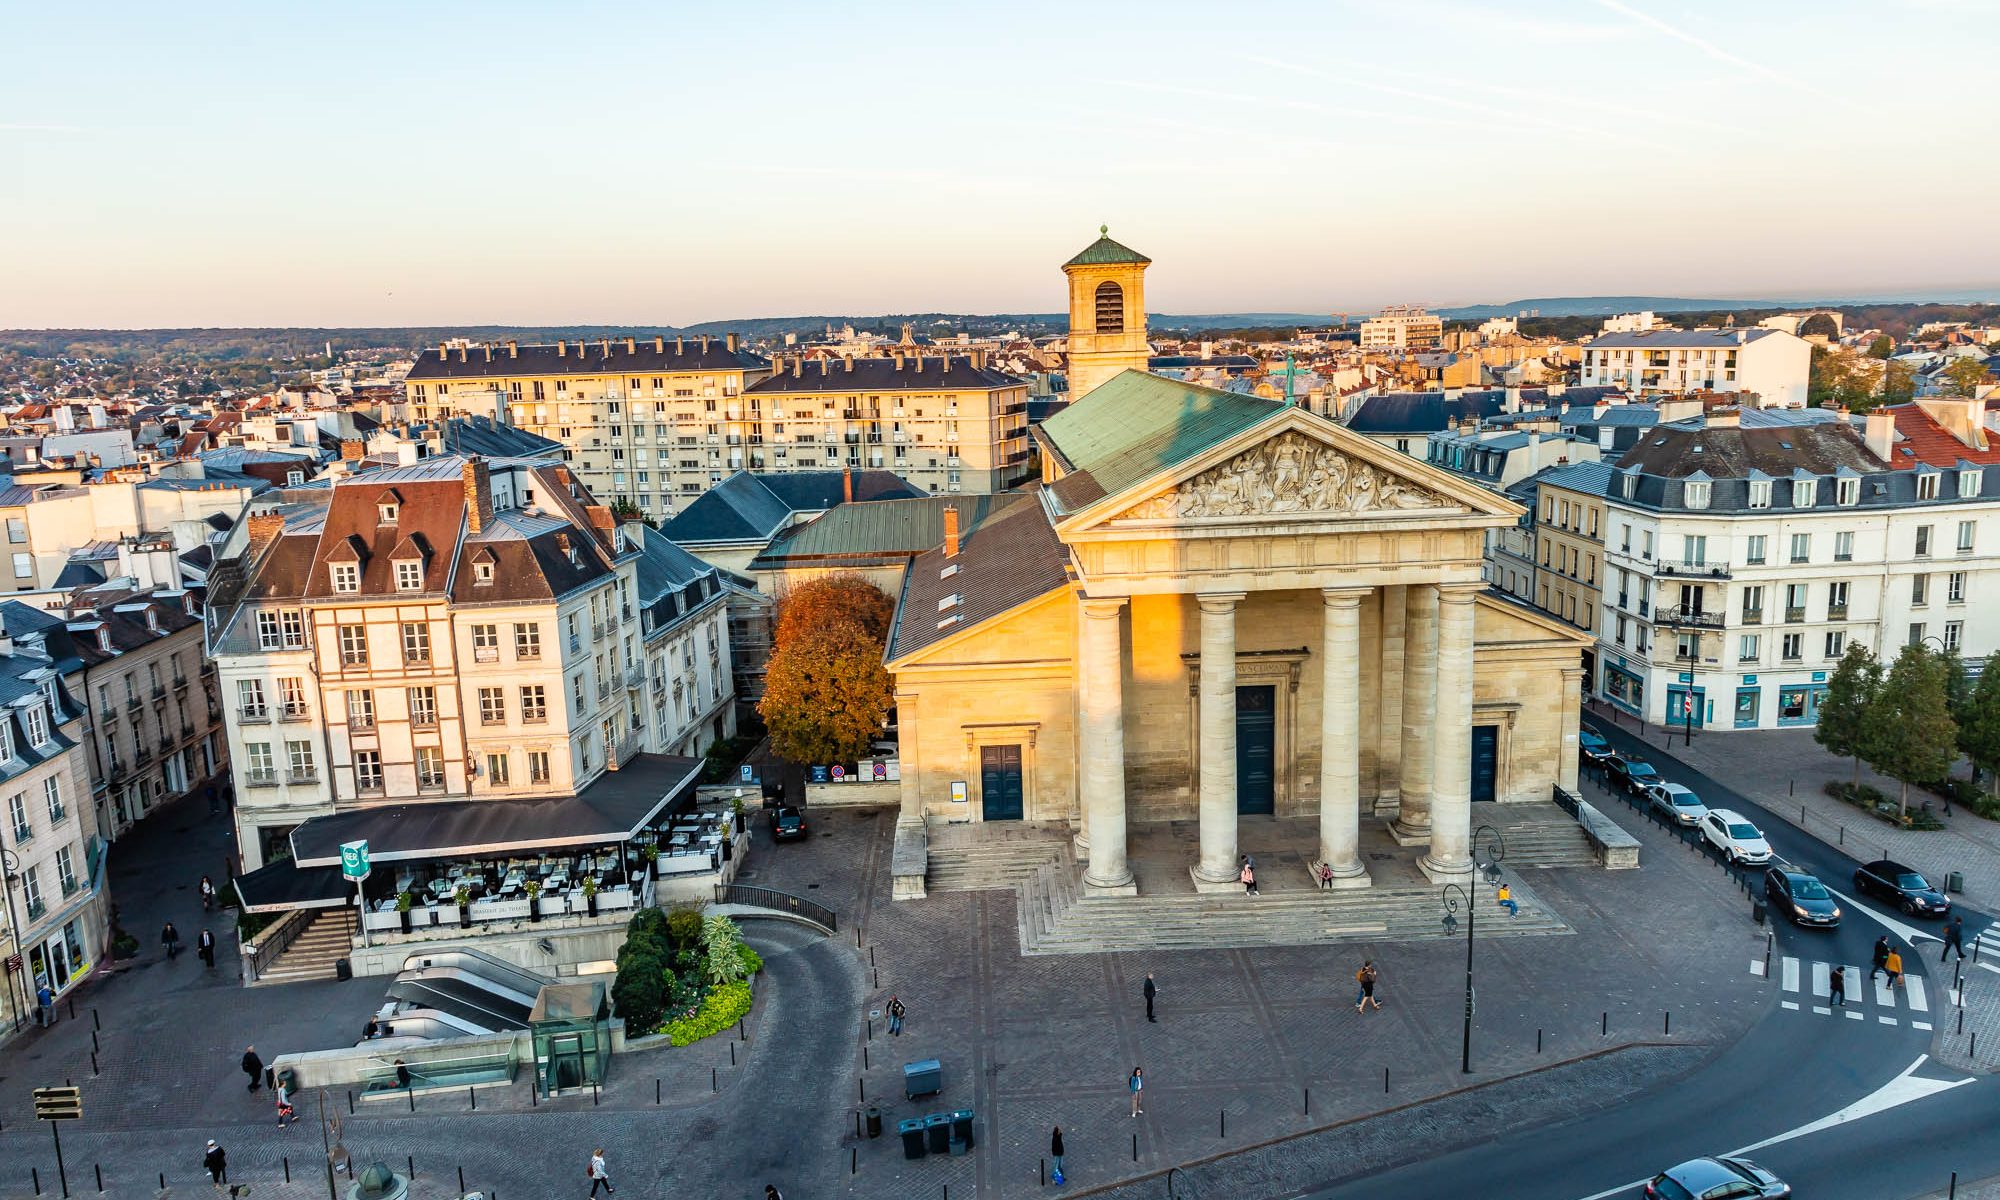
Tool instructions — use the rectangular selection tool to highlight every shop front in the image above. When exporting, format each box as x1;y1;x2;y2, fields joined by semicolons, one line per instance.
1602;660;1646;718
1776;680;1830;728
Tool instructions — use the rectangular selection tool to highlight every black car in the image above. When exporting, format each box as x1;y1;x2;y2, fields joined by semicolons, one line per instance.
1764;867;1841;927
1579;729;1614;767
1605;754;1661;795
772;806;808;842
1853;858;1951;917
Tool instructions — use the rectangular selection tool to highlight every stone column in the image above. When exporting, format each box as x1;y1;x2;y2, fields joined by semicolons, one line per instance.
896;690;923;828
1558;666;1584;794
1392;584;1439;843
1421;582;1481;882
1193;592;1245;889
1079;596;1136;895
1318;588;1370;887
1071;608;1090;856
1376;583;1407;811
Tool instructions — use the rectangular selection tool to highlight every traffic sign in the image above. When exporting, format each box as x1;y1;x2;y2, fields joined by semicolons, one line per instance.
33;1086;81;1121
340;840;370;881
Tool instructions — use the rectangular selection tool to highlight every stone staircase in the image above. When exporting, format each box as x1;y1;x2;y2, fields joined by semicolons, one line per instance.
1486;816;1598;868
250;908;357;985
929;835;1573;957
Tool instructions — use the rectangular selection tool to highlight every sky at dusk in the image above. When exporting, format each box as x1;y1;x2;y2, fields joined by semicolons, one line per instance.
3;0;1997;328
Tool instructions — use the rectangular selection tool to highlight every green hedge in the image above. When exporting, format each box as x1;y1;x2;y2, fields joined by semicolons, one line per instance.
663;980;752;1046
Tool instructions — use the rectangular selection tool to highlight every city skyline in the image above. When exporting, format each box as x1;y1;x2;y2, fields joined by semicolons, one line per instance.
4;0;1998;328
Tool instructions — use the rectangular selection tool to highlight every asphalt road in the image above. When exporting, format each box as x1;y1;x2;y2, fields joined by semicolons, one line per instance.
1296;716;1997;1200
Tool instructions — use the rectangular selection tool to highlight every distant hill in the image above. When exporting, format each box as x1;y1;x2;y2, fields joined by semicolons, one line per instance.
1441;291;2000;320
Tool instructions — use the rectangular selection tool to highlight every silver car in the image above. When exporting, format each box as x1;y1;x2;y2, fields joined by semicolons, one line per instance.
1645;782;1708;826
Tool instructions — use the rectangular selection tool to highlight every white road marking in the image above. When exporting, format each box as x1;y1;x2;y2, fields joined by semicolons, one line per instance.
1750;958;1766;977
1812;961;1830;998
1875;977;1895;1007
1827;886;1938;946
1565;1056;1976;1200
1782;956;1800;992
1907;977;1929;1013
1846;1010;1864;1020
1813;1005;1831;1015
1782;1000;1799;1010
1846;965;1863;1003
1879;1016;1897;1025
1914;1021;1933;1031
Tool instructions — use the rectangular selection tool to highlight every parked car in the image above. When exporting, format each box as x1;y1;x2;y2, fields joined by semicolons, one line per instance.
1644;782;1709;826
1852;859;1951;917
1764;867;1841;927
1646;1155;1790;1199
772;806;808;842
1700;809;1773;865
1579;729;1613;767
1605;754;1661;795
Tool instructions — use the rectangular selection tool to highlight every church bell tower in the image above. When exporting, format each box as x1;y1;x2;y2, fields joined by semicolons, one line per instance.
1062;226;1152;400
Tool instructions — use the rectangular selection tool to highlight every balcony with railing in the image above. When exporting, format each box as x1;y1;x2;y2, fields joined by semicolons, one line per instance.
1828;603;1849;620
347;716;376;733
98;706;117;725
1742;608;1763;626
595;679;613;701
1785;606;1806;624
125;695;143;712
625;666;647;690
25;898;46;922
11;823;30;844
1656;560;1731;580
244;768;277;787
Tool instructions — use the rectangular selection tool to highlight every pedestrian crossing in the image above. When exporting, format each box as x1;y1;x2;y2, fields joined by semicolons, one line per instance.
1751;955;1935;1031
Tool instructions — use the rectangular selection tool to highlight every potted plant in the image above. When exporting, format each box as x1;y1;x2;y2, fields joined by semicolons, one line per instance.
719;818;733;863
582;876;599;917
395;891;414;933
453;884;472;924
524;879;543;922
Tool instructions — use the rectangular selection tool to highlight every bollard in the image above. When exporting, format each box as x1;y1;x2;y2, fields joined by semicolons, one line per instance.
1664;1011;1671;1035
874;968;879;989
859;1078;865;1102
94;1165;101;1193
159;1177;164;1192
33;1167;40;1195
851;1147;856;1176
1838;826;1844;846
459;1167;466;1193
348;1090;354;1115
407;1156;414;1180
1602;1011;1608;1036
712;1068;718;1093
1132;1133;1137;1162
1951;1171;1957;1199
739;1019;746;1042
1958;1009;1964;1035
1220;1109;1225;1138
408;1085;415;1112
90;1030;97;1053
1537;1028;1543;1053
282;1159;289;1184
854;1111;861;1138
532;1079;539;1106
1304;1087;1310;1116
592;1081;599;1106
657;1079;661;1105
870;945;876;966
90;1008;99;1032
732;1042;738;1066
1384;1066;1390;1093
67;997;74;1021
1041;1158;1046;1186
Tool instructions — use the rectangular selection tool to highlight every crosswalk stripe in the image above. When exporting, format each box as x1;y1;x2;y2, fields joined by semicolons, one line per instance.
1811;962;1830;999
1846;1009;1864;1020
1782;957;1800;993
1750;958;1766;977
1781;1000;1799;1010
1812;1005;1831;1015
1914;1021;1933;1031
1879;1015;1897;1025
1907;977;1929;1013
1875;976;1895;1007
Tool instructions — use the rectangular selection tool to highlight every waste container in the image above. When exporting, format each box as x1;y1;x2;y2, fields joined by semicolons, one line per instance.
925;1113;952;1155
335;957;353;982
903;1058;942;1099
865;1106;882;1139
898;1118;927;1160
1752;898;1767;925
1948;871;1965;894
949;1108;975;1153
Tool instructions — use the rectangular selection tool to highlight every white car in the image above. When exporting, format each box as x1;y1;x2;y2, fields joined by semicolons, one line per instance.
1700;809;1772;865
1645;782;1709;826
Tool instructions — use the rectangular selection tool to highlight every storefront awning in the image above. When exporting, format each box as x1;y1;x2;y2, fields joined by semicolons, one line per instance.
234;859;351;913
288;754;703;867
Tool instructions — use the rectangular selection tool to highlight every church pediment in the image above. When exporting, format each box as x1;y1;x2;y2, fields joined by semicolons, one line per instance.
1108;430;1454;522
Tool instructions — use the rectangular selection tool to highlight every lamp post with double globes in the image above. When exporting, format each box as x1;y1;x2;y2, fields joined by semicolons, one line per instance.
1439;824;1506;1074
0;848;28;1029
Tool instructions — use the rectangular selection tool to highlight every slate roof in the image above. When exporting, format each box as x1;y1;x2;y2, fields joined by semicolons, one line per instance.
1345;391;1506;437
886;484;1072;662
430;415;565;459
1617;422;1882;479
1148;355;1259;370
747;493;1030;572
660;470;923;545
407;338;766;380
1588;329;1786;349
629;523;729;637
1063;228;1151;268
1037;372;1284;514
746;355;1021;394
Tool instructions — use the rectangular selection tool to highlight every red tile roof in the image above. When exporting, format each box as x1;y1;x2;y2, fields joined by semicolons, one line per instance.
1885;403;2000;467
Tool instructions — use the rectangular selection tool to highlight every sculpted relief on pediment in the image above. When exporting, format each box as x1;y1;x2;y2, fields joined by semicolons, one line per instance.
1113;431;1452;521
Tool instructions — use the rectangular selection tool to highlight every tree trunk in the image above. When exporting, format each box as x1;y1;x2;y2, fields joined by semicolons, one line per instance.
1852;754;1862;794
1898;779;1910;819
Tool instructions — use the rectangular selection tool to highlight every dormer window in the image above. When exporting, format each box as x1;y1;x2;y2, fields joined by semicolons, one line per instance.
1916;471;1940;501
394;559;423;591
1792;478;1818;508
1747;480;1771;509
330;563;360;593
1960;468;1983;499
474;561;495;584
1621;472;1638;500
24;702;49;747
1682;480;1710;509
376;489;402;525
1836;477;1859;506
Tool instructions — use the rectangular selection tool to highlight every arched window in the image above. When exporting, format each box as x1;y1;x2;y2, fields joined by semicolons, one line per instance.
1093;281;1124;333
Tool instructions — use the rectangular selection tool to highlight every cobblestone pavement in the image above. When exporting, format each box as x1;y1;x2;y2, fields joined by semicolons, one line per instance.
1589;702;2000;911
0;781;1781;1200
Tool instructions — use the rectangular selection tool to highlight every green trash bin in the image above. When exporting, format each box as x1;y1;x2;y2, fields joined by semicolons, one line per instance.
925;1113;952;1155
898;1118;927;1160
949;1108;975;1153
1947;871;1964;894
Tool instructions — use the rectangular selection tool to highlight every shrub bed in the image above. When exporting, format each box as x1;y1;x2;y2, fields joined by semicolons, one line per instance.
1823;780;1945;830
610;908;763;1043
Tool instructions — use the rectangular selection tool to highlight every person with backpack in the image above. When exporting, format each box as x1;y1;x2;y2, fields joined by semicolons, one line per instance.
203;1140;227;1190
587;1148;614;1196
886;995;907;1036
1050;1125;1066;1184
1355;961;1381;1013
1128;1067;1144;1116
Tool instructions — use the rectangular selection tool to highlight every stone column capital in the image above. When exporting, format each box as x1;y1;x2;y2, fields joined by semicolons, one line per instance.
1196;591;1247;614
1079;595;1128;620
1436;581;1486;605
1319;586;1370;609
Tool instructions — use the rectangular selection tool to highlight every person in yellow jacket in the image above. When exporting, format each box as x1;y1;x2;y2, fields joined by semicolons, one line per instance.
1884;947;1904;989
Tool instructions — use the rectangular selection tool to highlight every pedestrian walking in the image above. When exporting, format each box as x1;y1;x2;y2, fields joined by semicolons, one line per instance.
1355;961;1381;1012
1239;861;1258;896
764;1187;785;1200
203;1140;227;1190
241;1046;263;1092
587;1148;614;1196
1885;947;1904;989
1870;935;1890;983
1942;916;1967;962
200;875;217;913
1128;1067;1144;1116
35;983;53;1026
394;1058;411;1090
197;928;216;970
886;995;907;1036
161;921;181;959
1830;965;1846;1008
1496;884;1519;917
1143;973;1157;1022
1050;1125;1066;1184
276;1079;296;1129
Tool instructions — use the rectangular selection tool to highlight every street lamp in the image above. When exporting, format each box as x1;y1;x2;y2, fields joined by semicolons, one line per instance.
1439;825;1506;1075
0;848;27;1030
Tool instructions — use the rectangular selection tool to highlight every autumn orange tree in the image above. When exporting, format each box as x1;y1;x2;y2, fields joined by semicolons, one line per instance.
758;574;896;767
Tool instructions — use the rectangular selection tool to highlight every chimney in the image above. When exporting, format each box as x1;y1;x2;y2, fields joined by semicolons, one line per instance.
893;353;906;371
437;342;448;359
699;335;710;353
1707;406;1742;429
676;336;684;353
726;333;739;353
246;510;285;561
463;457;494;534
1865;408;1897;461
625;337;636;354
482;345;491;362
507;339;518;359
819;358;829;377
339;438;365;461
792;358;803;378
557;340;567;357
843;356;854;373
600;338;611;358
586;504;617;548
943;505;960;558
843;467;853;503
654;336;664;353
943;354;952;373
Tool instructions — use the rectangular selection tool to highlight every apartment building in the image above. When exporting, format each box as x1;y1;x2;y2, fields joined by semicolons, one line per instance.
1358;305;1444;351
0;604;106;1018
744;353;1033;494
1531;399;2000;731
403;336;770;520
207;454;733;871
1580;329;1810;409
0;476;255;592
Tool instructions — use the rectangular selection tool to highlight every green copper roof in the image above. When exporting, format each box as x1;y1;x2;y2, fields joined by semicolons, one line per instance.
1038;371;1284;514
1063;225;1152;268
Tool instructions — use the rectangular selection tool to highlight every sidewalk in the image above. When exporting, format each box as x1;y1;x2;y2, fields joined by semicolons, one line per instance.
1588;704;2000;911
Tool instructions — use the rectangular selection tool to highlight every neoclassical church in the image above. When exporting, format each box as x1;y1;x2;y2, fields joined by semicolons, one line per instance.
883;231;1589;898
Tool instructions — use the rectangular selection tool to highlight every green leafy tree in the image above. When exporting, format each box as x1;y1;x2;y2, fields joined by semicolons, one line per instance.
1863;644;1960;818
1815;644;1881;791
758;575;896;766
610;944;669;1032
1866;334;1895;359
1941;355;1990;397
1957;664;2000;797
1879;360;1916;404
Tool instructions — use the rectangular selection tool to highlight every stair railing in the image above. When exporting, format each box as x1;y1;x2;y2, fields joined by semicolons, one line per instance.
238;906;319;984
